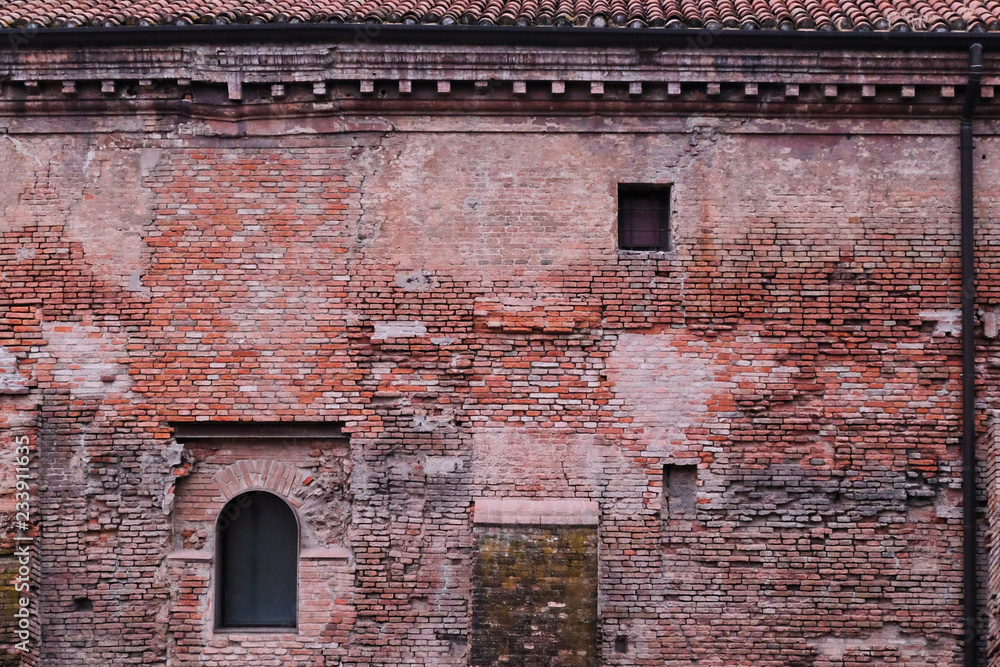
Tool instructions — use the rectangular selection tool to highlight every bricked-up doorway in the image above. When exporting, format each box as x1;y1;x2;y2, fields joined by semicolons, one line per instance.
471;499;599;667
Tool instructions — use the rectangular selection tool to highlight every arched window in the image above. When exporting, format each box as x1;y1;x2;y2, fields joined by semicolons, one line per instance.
216;491;298;628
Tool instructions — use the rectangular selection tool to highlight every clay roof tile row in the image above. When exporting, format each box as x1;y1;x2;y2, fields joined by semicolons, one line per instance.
1;0;998;29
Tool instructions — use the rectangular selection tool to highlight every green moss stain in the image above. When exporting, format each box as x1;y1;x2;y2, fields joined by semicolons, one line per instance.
472;526;598;667
0;552;24;665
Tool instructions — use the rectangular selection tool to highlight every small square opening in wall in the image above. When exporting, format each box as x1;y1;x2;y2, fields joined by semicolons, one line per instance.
617;184;670;251
662;464;698;521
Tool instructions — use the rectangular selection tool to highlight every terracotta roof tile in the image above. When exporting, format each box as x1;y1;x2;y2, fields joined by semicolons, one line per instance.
1;0;999;29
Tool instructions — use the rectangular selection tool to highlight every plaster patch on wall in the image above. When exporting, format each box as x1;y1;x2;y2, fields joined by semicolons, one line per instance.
472;431;605;492
0;134;44;234
0;347;28;394
919;309;961;337
176;121;214;136
128;268;150;295
36;322;130;398
372;320;427;340
423;456;464;476
808;624;928;660
395;270;437;292
984;307;1000;338
2;134;43;167
605;333;726;454
358;133;693;279
414;409;455;432
160;440;191;515
62;144;159;289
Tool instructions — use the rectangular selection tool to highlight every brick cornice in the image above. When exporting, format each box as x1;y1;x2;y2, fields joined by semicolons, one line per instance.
0;42;997;118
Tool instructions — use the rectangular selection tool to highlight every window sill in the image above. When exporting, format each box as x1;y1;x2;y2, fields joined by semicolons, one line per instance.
166;549;212;562
214;626;298;635
301;546;351;562
616;248;675;259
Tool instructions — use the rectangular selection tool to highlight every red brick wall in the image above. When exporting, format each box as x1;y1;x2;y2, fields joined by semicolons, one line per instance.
2;95;1000;666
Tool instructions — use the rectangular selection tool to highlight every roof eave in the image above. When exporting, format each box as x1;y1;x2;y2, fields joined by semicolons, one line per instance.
1;23;999;51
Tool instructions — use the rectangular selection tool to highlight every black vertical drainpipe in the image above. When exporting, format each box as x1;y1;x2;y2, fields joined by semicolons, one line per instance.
962;42;983;667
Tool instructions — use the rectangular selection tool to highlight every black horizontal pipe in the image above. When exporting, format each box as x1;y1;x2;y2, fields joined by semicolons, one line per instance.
4;23;1000;51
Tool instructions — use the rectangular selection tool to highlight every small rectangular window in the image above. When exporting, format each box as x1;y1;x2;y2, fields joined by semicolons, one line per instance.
618;184;670;251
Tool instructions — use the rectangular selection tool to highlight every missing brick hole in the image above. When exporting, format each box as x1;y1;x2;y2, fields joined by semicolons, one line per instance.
73;596;93;612
615;635;629;653
918;321;939;334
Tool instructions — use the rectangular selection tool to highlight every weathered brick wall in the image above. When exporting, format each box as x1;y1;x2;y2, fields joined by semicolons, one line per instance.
160;435;356;664
165;547;355;666
1;43;999;666
987;414;1000;663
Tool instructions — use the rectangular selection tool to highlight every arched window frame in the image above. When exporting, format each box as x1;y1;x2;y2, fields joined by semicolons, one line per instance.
214;489;300;631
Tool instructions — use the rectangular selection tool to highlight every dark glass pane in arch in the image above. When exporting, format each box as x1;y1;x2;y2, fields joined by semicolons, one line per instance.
217;491;297;627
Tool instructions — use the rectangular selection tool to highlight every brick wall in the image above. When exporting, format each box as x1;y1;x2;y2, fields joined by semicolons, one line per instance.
1;43;999;666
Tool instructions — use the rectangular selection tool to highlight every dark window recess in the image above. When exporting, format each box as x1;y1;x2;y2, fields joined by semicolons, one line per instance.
618;184;670;251
662;464;698;520
217;491;297;628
